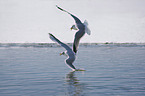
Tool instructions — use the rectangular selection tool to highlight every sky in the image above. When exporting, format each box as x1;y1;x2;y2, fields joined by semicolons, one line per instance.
0;0;145;43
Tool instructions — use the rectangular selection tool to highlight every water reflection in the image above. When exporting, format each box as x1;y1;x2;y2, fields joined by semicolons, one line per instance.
65;71;85;96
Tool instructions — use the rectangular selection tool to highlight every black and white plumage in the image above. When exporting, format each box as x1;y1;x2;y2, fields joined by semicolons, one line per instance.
49;33;76;71
56;5;91;53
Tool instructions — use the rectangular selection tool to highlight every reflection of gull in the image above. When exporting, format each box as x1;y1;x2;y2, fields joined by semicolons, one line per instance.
66;71;79;84
56;5;91;53
65;71;84;96
49;33;76;71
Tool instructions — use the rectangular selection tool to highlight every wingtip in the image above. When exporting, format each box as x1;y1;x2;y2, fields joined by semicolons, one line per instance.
56;5;60;9
48;33;53;37
56;5;63;11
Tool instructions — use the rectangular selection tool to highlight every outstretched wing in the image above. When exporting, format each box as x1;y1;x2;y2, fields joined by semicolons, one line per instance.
73;39;80;53
56;5;82;25
73;31;82;53
49;33;72;51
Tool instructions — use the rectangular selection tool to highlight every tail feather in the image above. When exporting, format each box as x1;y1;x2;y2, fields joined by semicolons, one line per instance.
83;20;91;35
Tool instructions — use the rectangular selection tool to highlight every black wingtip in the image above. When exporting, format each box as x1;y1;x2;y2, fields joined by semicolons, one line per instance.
48;33;55;38
56;5;60;9
48;33;52;36
56;5;63;11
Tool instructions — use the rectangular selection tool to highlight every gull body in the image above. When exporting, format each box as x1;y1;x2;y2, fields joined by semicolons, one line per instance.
49;33;76;71
56;5;91;53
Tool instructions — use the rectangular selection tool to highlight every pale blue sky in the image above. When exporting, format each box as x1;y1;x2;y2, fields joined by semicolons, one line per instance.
0;0;145;43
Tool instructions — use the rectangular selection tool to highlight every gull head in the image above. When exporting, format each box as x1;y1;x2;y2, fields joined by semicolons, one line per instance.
60;51;67;56
70;25;78;30
60;52;65;55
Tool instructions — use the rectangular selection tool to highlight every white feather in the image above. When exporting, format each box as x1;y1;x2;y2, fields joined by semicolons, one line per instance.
83;20;91;35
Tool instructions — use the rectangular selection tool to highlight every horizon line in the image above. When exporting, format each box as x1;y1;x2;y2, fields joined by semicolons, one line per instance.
0;42;145;44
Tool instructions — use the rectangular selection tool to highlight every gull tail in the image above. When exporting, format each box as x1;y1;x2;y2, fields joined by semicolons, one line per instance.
83;20;91;35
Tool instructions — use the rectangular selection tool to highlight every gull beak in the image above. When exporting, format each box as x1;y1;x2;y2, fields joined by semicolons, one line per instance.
70;27;73;30
60;53;62;56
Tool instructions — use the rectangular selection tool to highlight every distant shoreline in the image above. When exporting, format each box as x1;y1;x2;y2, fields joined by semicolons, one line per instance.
0;42;145;44
0;42;145;48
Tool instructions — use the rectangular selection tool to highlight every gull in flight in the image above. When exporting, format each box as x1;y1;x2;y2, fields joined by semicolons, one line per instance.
48;33;85;71
56;5;91;53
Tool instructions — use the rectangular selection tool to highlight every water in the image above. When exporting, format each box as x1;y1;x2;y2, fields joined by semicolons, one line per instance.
0;44;145;96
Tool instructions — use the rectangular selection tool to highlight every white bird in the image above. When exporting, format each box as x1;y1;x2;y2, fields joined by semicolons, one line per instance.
56;5;91;53
49;33;76;71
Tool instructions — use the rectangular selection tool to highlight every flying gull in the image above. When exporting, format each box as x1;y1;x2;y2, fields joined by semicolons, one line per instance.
56;5;91;53
48;33;85;71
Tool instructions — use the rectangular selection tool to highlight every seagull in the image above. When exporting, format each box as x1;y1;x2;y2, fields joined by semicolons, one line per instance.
49;33;76;71
56;5;91;53
49;33;85;71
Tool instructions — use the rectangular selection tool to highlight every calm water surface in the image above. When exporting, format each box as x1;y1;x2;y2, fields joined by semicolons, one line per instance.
0;46;145;96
